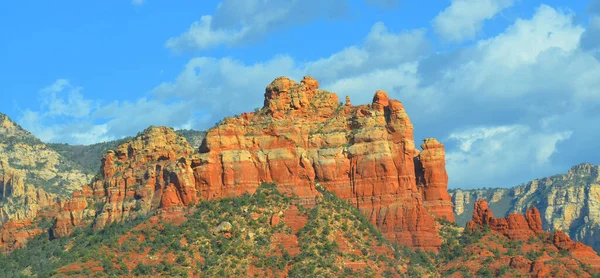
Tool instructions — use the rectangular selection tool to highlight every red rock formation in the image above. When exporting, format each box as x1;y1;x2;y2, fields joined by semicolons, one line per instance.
466;199;600;272
90;126;198;230
526;206;543;234
0;219;42;251
192;76;451;249
52;186;94;238
45;76;456;251
467;200;543;241
415;138;455;221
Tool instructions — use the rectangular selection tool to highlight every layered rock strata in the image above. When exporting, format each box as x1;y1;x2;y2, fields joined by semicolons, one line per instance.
0;77;456;251
192;76;454;249
89;126;198;231
415;138;455;222
73;76;455;250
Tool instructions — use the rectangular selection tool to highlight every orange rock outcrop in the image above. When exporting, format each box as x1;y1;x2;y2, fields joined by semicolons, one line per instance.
52;186;94;238
89;126;198;231
467;200;543;241
553;230;600;270
466;199;600;272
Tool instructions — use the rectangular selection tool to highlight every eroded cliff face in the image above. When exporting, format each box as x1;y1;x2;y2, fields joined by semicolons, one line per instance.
451;163;600;251
191;76;454;249
89;126;198;231
56;76;454;250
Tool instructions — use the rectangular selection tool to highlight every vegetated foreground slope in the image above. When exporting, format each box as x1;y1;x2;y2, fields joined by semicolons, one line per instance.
0;183;435;277
2;184;599;277
451;163;600;251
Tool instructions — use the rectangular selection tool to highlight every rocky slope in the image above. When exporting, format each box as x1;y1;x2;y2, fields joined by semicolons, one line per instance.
174;129;206;150
451;163;600;251
437;200;600;277
0;113;92;251
61;76;455;251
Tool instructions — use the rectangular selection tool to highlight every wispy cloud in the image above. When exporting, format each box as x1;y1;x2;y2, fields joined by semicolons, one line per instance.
166;0;349;51
432;0;515;43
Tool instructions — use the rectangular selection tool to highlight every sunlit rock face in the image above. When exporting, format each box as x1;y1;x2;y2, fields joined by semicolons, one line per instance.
14;76;453;251
191;76;454;249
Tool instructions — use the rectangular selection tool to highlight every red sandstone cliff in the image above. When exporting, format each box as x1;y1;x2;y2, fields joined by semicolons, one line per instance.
0;76;455;251
415;138;455;222
52;76;452;250
192;76;455;249
89;126;198;231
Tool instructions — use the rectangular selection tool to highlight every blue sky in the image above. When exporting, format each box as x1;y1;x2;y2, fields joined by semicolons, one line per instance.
1;0;600;189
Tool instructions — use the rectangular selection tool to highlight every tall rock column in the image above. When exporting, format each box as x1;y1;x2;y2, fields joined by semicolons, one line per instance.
415;138;455;221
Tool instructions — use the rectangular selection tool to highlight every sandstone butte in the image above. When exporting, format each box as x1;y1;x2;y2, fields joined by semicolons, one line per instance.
467;200;600;273
44;76;456;251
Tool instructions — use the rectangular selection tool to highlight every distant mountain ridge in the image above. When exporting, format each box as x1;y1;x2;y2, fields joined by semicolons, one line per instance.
451;163;600;251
